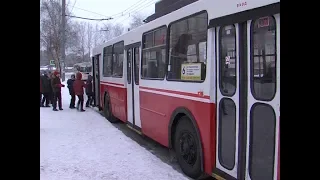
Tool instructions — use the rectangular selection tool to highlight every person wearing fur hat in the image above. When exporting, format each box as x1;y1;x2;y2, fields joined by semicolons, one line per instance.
73;72;86;112
51;71;65;111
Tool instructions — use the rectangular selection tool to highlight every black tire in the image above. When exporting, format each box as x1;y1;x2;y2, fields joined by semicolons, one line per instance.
103;93;118;123
174;116;202;179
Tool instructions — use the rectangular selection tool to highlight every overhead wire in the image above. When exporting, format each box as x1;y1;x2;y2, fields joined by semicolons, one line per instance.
69;0;78;14
111;0;158;24
65;15;113;21
67;5;111;18
67;0;152;20
108;0;148;18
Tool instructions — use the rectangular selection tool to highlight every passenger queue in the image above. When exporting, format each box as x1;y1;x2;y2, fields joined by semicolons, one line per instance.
40;71;94;112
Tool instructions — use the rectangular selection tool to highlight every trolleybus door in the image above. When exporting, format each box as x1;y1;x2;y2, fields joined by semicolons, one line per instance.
244;14;280;180
126;45;142;129
92;55;100;107
215;23;240;179
214;14;280;180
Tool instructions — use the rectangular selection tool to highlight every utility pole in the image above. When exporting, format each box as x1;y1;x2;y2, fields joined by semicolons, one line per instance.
60;0;66;81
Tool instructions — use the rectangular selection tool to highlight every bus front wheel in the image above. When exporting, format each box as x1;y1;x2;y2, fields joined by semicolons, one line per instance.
174;116;202;179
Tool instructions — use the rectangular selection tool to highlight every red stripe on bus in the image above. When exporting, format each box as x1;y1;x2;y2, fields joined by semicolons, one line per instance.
100;81;125;86
139;86;210;99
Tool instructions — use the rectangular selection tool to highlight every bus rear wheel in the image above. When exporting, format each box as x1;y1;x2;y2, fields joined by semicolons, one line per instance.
174;116;202;179
103;94;118;123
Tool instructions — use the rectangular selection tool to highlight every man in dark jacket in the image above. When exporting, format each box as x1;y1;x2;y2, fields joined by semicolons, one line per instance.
85;75;93;107
67;74;76;109
51;71;65;111
40;72;51;107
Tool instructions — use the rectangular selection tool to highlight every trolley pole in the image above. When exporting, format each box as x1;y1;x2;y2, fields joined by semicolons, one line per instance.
60;0;66;81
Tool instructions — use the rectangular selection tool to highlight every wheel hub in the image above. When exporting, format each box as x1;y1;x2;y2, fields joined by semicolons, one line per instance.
179;132;197;166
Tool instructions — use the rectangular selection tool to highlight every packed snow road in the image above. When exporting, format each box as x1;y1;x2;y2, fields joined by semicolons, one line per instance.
40;77;190;180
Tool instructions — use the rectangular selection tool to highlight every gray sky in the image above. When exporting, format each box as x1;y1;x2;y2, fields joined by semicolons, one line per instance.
67;0;157;26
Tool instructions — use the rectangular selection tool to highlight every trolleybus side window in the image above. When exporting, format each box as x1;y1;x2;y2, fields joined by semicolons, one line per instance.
251;16;277;101
113;41;124;78
103;45;113;77
141;26;167;79
219;25;237;96
167;11;208;82
134;47;140;85
127;49;132;84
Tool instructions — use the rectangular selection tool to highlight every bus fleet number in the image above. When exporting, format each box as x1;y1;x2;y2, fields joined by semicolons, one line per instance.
237;2;247;7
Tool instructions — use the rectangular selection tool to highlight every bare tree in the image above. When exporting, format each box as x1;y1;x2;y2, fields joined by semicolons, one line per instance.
93;24;101;47
129;13;145;30
75;22;87;61
112;23;124;37
40;0;76;68
100;23;114;42
90;23;125;48
86;23;93;58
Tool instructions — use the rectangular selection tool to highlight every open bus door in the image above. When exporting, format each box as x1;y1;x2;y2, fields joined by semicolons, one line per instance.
92;55;101;108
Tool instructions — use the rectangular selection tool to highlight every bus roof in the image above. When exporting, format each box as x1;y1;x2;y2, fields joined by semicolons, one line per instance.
92;0;279;56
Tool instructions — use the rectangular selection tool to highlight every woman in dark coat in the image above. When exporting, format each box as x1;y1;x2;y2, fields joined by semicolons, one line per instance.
40;72;51;107
67;74;76;109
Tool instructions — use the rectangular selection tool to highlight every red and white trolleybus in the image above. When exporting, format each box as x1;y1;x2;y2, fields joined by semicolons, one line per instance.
91;0;280;179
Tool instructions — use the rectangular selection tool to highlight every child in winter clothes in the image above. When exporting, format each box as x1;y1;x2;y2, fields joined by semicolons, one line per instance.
85;75;93;107
73;72;86;112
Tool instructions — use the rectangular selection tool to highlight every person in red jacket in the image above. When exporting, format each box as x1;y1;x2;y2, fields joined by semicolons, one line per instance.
73;72;86;112
51;71;65;111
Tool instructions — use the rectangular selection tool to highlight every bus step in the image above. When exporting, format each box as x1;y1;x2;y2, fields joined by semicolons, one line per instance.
126;124;142;135
212;173;226;180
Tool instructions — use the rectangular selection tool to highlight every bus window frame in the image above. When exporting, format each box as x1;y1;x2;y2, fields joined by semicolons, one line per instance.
141;25;167;81
250;15;277;102
165;10;208;83
112;40;125;78
103;45;113;77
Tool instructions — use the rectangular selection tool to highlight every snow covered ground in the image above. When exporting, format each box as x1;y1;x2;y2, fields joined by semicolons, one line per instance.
40;78;190;180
